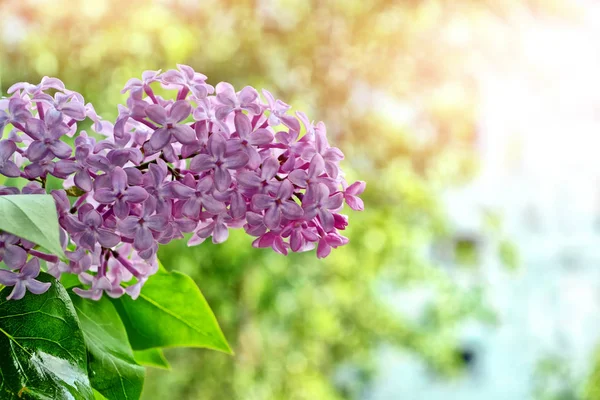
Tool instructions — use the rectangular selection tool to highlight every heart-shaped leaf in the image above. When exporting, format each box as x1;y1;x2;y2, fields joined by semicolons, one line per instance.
0;273;93;399
0;194;64;258
113;269;231;354
70;294;145;400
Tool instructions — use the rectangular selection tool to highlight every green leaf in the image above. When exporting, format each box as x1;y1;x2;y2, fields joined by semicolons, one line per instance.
133;349;171;370
60;273;81;290
113;269;232;354
70;295;145;400
0;273;93;400
499;239;520;271
0;195;64;258
93;388;108;400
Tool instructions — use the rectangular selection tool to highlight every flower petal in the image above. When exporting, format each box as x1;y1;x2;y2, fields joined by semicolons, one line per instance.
53;160;79;176
212;222;229;244
209;133;226;159
213;166;231;192
169;100;192;123
113;198;130;219
264;205;281;230
346;181;366;196
308;154;325;179
0;270;19;286
26;279;52;294
318;209;335;232
252;194;273;210
145;104;168;125
316;238;332;259
112;167;128;193
82;209;102;227
0;140;16;161
234;112;252;138
124;186;149;203
74;170;93;192
288;169;308;187
0;161;21;178
146;215;169;231
25;119;46;140
261;157;280;180
118;217;140;237
324;192;344;210
182;198;202;219
214;105;234;121
149;127;171;150
93;188;117;204
20;257;41;278
238;86;258;105
201;195;227;214
7;282;26;300
4;245;27;269
248;128;274;145
223;151;249;170
26;141;49;162
189;154;215;172
49;140;73;159
280;201;304;220
236;171;261;188
345;195;364;211
134;226;154;251
277;179;294;200
97;228;121;248
242;104;261;115
215;82;237;107
171;124;197;144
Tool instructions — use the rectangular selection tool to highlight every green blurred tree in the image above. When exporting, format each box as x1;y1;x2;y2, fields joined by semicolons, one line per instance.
0;0;563;398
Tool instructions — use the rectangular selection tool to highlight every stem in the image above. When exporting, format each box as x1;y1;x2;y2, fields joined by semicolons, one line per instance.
114;253;141;278
144;84;159;104
251;114;261;129
167;165;181;179
11;122;37;140
29;249;59;263
177;87;190;101
102;207;114;221
99;254;107;277
36;102;45;120
70;193;88;213
21;173;43;185
133;117;159;130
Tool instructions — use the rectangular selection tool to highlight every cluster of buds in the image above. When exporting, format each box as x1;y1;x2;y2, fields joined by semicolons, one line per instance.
0;65;365;301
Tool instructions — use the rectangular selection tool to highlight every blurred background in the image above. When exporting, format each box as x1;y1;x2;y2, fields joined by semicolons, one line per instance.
2;0;600;399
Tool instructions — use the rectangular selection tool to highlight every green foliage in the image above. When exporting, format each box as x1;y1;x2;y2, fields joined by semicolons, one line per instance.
533;354;579;400
0;266;228;399
113;269;231;354
498;240;520;271
0;1;550;398
582;343;600;400
93;389;108;400
0;273;93;400
70;295;145;400
0;195;64;259
133;349;170;370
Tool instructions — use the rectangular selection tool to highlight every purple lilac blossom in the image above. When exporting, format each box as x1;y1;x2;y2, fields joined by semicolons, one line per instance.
0;67;365;301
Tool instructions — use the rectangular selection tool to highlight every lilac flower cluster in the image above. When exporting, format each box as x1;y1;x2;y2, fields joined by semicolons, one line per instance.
0;65;365;301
